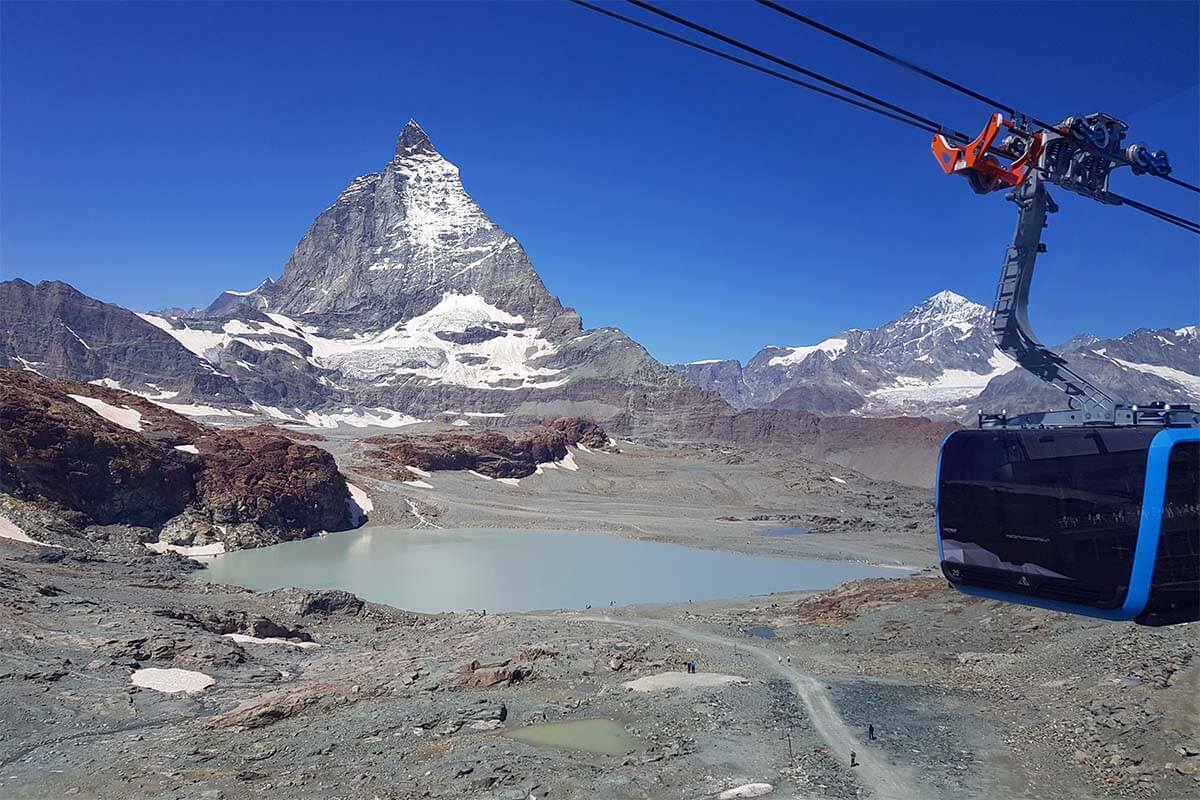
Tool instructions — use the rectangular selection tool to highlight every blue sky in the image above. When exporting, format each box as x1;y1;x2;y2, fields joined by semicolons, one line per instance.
2;1;1197;364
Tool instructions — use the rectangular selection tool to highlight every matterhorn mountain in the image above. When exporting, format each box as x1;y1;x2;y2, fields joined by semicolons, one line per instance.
0;121;720;430
674;291;1200;420
2;121;1194;432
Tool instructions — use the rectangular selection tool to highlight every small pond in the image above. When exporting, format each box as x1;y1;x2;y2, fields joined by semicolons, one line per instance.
742;626;777;639
506;719;635;755
195;528;902;613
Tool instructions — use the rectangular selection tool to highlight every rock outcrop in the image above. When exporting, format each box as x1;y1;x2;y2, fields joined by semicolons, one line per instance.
0;369;197;526
0;368;353;547
364;417;609;479
192;430;351;547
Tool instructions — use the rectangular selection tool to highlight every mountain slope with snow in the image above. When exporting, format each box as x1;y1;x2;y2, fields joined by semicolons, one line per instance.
1;121;722;431
675;291;1197;420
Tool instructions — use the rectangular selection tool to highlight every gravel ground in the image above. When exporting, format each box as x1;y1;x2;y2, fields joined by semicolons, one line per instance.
0;437;1195;800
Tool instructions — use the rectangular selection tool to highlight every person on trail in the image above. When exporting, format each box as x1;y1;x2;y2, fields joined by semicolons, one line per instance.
868;724;876;740
850;750;858;768
786;655;792;665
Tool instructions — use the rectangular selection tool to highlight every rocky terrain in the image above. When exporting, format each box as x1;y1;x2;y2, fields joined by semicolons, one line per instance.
0;368;354;552
1;366;1195;800
675;292;1199;421
0;529;1194;800
362;418;613;481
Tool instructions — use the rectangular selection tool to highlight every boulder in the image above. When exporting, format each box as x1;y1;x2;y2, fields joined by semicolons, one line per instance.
544;417;611;449
193;428;351;541
292;590;364;617
451;659;531;688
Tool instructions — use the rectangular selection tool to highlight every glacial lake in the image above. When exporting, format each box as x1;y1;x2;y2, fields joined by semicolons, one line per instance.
195;528;902;613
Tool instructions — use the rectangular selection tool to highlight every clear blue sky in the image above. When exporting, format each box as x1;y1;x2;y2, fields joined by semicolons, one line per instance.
3;1;1197;364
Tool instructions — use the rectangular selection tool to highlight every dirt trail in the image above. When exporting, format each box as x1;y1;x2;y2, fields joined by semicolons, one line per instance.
542;613;920;800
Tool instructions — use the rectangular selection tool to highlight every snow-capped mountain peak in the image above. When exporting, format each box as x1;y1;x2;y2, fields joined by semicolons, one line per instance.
395;118;437;157
676;287;1197;421
899;290;988;329
217;119;559;332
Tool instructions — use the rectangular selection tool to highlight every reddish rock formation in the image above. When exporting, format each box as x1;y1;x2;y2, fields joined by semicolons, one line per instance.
193;429;350;546
544;417;611;449
0;369;197;526
364;417;609;479
0;368;352;546
450;659;531;688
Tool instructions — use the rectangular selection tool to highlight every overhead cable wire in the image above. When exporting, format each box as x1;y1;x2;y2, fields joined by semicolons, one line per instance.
566;0;1199;235
567;0;945;137
754;0;1200;195
1107;190;1200;234
621;0;968;140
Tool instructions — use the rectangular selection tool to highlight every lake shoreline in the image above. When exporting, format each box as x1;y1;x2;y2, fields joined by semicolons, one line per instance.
194;526;912;614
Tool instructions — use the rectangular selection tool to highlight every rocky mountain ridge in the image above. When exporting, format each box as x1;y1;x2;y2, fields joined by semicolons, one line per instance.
0;368;354;551
675;291;1199;420
0;121;723;433
3;120;1192;434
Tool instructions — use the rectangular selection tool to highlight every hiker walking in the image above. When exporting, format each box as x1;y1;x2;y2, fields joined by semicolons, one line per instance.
850;750;858;768
868;724;876;741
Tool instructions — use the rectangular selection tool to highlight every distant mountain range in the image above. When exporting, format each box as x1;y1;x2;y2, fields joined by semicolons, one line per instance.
673;291;1199;420
1;120;1194;435
0;121;720;432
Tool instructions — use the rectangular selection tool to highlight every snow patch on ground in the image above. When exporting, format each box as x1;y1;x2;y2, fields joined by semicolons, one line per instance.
145;541;226;558
346;482;373;526
224;633;320;650
254;404;424;429
405;466;432;478
0;515;58;548
152;401;255;418
768;337;848;367
88;379;179;400
131;668;214;694
67;394;144;432
496;477;521;486
830;475;847;484
403;479;434;489
451;419;471;427
719;784;774;799
868;350;1017;404
559;451;579;471
1106;356;1200;396
13;356;45;375
174;444;200;454
405;499;441;529
623;672;749;692
140;292;569;392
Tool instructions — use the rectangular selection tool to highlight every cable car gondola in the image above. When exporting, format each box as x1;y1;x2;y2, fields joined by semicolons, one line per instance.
932;114;1199;626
